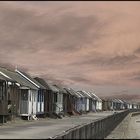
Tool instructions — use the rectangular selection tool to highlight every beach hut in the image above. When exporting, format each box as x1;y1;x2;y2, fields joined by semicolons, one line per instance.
50;84;65;115
132;103;138;109
0;67;40;120
34;77;59;117
111;99;123;110
76;91;87;113
111;99;117;110
128;102;132;109
121;100;129;110
0;68;23;120
53;85;68;116
0;73;16;123
84;91;94;112
83;91;91;112
118;99;125;110
102;99;109;111
64;88;81;115
87;92;98;112
15;69;46;117
79;91;93;112
89;92;102;111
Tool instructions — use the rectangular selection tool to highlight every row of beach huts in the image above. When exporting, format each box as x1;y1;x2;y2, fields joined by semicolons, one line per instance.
0;67;140;123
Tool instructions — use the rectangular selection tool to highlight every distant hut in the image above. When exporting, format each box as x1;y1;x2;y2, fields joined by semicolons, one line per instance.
76;91;87;113
84;91;94;112
101;99;108;111
53;84;68;116
64;88;81;115
79;91;92;112
89;92;102;111
51;85;63;115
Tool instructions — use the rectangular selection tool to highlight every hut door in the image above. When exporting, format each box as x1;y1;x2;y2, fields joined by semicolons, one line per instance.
55;93;63;114
20;89;29;115
86;98;89;111
41;92;44;112
92;101;96;112
32;91;37;115
37;91;44;113
28;90;37;115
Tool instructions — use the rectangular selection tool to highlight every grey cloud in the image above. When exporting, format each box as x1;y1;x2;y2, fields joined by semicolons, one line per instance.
71;54;138;67
127;71;140;81
134;47;140;54
69;76;91;83
24;14;104;52
38;74;67;86
0;6;104;54
104;55;138;65
132;76;140;81
68;75;113;86
0;5;39;53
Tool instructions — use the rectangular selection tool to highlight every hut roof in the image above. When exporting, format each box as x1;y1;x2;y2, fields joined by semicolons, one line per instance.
64;88;80;97
34;77;53;90
49;84;59;93
76;91;86;98
0;67;38;90
53;85;67;94
78;90;92;98
88;92;102;101
15;69;46;89
0;73;14;81
83;91;93;99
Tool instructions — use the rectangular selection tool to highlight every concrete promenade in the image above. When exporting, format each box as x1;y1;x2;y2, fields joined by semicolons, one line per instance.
106;112;140;139
0;111;117;139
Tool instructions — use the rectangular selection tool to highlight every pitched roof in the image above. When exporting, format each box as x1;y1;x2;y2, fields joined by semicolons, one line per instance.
0;73;14;81
85;91;95;99
15;69;46;89
0;67;38;90
112;99;122;103
88;92;102;101
77;90;92;98
34;77;52;90
64;88;80;97
49;84;59;93
53;85;67;94
33;80;59;93
82;91;92;99
76;91;85;98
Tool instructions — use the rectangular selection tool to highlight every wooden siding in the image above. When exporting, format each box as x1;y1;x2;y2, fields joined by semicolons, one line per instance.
0;81;8;115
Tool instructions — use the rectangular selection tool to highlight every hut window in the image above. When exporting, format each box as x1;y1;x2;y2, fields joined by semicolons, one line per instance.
40;92;42;102
30;93;31;101
37;92;40;102
21;90;28;101
58;94;62;103
42;93;44;102
54;93;57;102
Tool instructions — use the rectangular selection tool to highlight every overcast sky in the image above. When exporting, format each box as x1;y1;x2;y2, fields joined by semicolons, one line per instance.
0;1;140;101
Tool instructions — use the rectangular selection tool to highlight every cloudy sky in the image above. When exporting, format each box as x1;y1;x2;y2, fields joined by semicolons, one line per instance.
0;1;140;101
